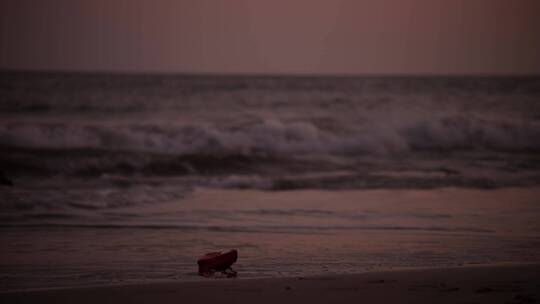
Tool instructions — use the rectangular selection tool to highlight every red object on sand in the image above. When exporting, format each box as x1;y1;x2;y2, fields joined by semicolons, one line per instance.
197;249;238;277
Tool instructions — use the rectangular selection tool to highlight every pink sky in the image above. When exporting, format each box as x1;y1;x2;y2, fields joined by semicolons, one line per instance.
1;0;539;74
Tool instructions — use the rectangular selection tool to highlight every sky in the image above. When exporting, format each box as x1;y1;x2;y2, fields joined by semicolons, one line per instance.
1;0;539;75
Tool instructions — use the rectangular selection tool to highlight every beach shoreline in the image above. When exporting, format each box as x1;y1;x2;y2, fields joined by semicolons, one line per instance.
2;187;540;292
2;264;539;303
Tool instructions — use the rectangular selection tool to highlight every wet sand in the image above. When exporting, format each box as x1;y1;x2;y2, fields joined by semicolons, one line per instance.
2;187;540;291
2;264;539;304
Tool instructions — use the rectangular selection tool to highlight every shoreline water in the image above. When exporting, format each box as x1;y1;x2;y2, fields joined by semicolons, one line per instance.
1;262;536;293
2;264;539;303
2;187;540;292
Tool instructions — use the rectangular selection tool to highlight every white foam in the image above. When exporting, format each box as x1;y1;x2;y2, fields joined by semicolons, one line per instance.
1;111;539;156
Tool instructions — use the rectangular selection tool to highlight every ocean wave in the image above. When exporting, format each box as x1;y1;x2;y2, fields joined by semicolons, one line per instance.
0;145;282;177
5;146;539;189
1;114;539;158
0;179;190;211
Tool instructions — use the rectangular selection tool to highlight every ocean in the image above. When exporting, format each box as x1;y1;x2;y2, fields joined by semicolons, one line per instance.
1;72;540;291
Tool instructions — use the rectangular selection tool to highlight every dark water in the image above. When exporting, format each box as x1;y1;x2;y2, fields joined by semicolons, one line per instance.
1;72;540;290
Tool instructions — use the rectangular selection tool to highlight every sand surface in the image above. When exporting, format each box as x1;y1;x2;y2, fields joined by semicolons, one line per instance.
2;265;539;304
3;187;540;291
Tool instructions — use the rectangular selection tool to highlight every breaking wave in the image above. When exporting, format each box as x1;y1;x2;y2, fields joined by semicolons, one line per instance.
1;114;539;158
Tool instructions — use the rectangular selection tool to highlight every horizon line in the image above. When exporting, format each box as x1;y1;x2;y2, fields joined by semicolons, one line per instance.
1;68;539;78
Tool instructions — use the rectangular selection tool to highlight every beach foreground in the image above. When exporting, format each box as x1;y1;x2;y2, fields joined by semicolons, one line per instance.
2;265;539;304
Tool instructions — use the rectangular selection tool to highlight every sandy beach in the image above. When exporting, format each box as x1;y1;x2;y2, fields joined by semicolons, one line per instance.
2;264;539;304
2;187;540;291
